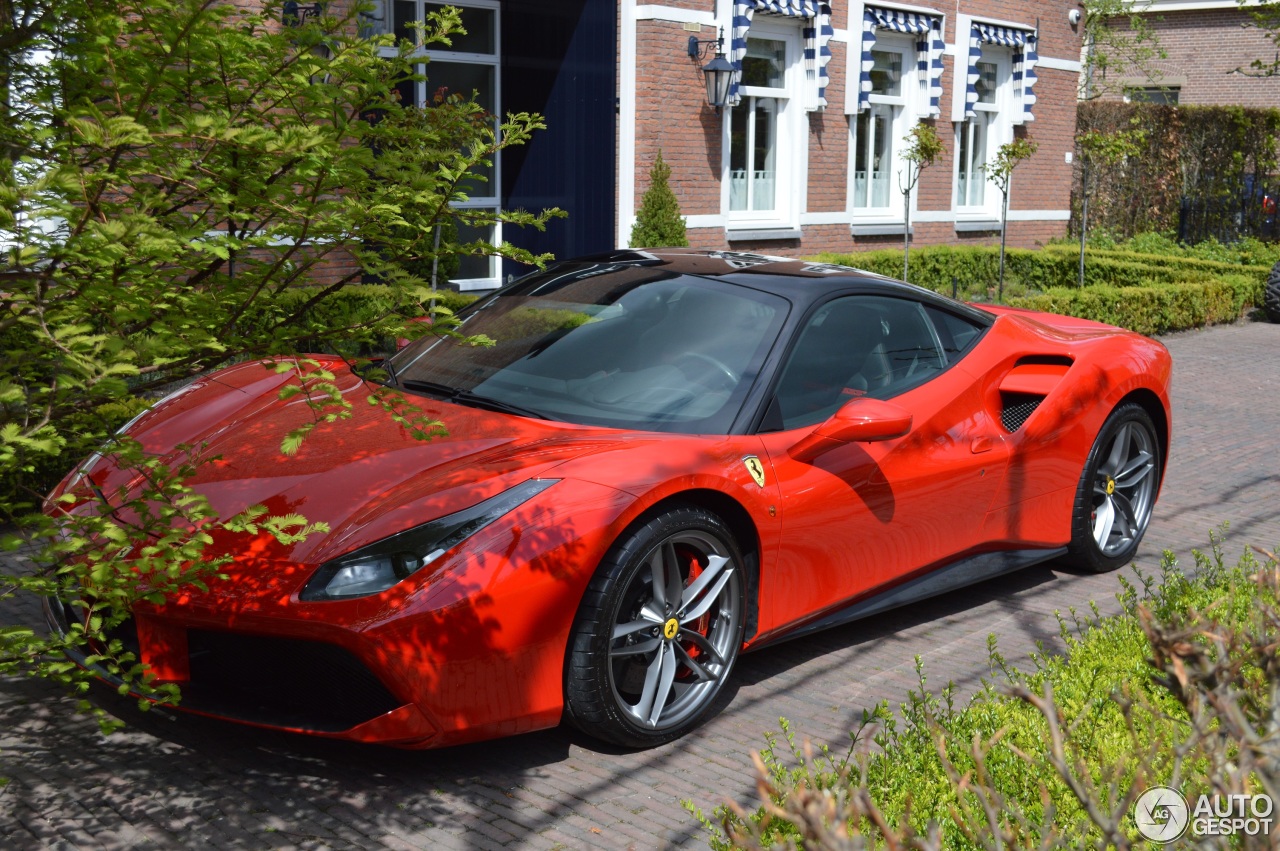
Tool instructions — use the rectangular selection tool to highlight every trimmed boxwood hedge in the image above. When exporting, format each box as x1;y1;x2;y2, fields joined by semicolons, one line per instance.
816;245;1267;334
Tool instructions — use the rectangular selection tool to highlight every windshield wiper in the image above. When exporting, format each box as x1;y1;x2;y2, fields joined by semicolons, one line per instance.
450;389;553;421
399;380;551;421
400;378;458;399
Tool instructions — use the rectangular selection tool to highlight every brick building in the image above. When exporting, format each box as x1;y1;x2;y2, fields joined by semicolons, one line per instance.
360;1;1084;288
625;1;1083;260
1098;0;1280;108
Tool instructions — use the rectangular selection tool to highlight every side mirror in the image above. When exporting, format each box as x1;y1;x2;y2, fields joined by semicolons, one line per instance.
788;398;913;462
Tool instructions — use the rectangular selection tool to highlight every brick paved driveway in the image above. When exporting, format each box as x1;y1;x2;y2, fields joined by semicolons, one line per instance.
2;320;1277;850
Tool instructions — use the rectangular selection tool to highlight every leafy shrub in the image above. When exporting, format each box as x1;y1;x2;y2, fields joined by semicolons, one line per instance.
1008;276;1257;336
697;539;1280;849
1075;102;1280;241
817;244;1267;332
630;149;689;248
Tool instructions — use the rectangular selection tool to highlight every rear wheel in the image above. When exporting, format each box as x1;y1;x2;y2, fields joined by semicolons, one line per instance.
1065;403;1161;573
564;506;745;748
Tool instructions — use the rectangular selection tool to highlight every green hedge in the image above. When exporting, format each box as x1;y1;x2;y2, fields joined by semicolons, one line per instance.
816;245;1267;333
1006;275;1257;336
259;285;479;356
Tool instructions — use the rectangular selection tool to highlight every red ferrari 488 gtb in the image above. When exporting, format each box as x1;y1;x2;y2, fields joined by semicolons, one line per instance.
47;251;1171;749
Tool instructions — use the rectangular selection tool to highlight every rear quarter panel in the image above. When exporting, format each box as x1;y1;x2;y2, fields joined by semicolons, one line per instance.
962;312;1172;546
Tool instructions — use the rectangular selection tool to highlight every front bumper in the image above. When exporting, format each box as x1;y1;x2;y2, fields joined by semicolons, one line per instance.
43;596;439;746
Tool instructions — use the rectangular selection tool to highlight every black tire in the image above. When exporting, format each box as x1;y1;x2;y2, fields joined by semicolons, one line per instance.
1064;403;1161;573
564;505;746;748
1265;260;1280;324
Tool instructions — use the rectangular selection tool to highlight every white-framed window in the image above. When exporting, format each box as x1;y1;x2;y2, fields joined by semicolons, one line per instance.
1124;85;1179;105
955;52;1011;218
384;0;502;289
849;36;916;216
726;23;802;230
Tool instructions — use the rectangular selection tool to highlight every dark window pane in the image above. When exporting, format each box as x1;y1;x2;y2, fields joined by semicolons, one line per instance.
394;0;418;45
452;217;494;280
423;61;496;189
741;38;784;88
774;296;945;429
424;3;496;55
924;305;984;361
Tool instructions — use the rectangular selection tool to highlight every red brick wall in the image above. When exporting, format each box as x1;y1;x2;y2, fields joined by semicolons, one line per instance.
1101;8;1280;107
636;1;1082;256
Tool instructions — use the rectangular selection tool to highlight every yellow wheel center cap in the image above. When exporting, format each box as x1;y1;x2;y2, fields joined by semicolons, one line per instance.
1105;477;1116;496
663;618;680;640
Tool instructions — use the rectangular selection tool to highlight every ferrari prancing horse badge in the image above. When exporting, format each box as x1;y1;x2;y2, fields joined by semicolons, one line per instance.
743;455;766;488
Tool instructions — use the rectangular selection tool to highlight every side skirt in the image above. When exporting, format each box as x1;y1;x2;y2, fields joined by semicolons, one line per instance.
753;547;1067;648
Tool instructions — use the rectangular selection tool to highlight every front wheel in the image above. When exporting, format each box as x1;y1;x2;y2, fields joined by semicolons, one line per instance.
1065;403;1161;573
564;506;745;748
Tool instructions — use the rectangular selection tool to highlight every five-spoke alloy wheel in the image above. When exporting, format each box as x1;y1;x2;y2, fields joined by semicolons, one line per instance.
1067;402;1162;572
565;506;745;747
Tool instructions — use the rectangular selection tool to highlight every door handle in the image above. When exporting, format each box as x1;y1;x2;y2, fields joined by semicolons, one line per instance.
970;436;993;454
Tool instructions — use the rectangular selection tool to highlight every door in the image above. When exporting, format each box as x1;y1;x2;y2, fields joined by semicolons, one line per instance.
754;294;1010;635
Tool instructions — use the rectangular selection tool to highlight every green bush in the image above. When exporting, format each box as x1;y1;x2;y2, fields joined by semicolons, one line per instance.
1;286;483;509
1007;280;1247;336
630;149;689;248
261;285;479;356
698;540;1279;849
817;244;1267;332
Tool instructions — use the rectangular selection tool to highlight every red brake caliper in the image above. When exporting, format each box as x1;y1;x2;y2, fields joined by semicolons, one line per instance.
680;551;711;667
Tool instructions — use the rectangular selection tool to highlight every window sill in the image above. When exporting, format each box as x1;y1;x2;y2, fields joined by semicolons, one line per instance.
850;223;912;237
725;227;803;242
954;220;1003;233
450;277;502;293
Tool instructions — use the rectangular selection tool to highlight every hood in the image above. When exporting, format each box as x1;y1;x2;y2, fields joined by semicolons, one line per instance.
80;358;637;565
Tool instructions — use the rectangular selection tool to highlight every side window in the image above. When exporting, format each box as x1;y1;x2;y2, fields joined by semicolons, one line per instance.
771;296;945;430
923;305;985;363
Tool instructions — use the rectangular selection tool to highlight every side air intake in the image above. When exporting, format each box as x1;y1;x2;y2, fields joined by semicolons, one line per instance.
997;357;1072;433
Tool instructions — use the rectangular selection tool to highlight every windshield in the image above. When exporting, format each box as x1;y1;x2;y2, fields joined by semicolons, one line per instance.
390;262;788;433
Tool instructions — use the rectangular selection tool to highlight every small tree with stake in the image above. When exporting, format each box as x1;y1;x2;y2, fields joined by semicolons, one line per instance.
630;149;689;248
984;136;1038;301
898;122;944;282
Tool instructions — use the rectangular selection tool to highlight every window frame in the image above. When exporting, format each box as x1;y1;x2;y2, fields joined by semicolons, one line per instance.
848;34;918;220
723;21;804;233
380;0;503;290
953;47;1013;220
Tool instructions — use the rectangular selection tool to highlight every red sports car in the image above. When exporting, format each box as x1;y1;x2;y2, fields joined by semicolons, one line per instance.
46;251;1171;749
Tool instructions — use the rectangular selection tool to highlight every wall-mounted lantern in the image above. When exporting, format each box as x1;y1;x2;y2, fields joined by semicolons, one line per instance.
688;28;735;113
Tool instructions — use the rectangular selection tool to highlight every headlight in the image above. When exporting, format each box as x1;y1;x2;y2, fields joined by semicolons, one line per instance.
299;479;558;601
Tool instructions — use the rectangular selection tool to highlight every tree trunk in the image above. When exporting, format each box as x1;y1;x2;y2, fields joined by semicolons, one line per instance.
902;185;911;282
998;189;1009;302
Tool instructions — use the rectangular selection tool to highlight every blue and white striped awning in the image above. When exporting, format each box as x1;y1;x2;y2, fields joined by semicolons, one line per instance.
854;6;944;118
729;1;834;110
965;21;1038;123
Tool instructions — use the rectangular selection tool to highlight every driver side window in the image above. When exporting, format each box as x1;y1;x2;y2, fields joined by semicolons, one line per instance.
771;295;945;430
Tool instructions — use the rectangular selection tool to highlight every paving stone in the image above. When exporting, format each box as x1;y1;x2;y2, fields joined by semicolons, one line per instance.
1;320;1278;849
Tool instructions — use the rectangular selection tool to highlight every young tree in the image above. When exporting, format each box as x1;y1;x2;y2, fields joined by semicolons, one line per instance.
0;0;559;718
897;122;944;283
984;137;1038;301
630;149;689;248
1075;126;1147;286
